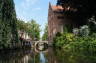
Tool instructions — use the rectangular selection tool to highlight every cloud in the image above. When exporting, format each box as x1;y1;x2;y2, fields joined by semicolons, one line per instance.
15;0;40;21
21;0;38;9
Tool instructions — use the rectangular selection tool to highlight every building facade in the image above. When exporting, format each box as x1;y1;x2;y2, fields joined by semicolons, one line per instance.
48;2;87;42
18;30;31;40
48;3;64;42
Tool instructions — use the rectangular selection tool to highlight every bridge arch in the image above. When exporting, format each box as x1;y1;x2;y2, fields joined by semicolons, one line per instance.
32;41;48;51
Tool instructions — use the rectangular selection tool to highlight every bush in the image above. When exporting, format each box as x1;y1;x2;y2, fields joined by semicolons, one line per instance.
53;33;74;48
53;32;96;56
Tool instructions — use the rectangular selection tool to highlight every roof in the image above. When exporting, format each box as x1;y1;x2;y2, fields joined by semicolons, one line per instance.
51;5;64;11
51;5;77;12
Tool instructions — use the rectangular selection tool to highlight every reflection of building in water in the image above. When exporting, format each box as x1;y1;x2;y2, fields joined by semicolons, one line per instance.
23;55;29;63
0;50;33;63
0;48;59;63
47;48;58;63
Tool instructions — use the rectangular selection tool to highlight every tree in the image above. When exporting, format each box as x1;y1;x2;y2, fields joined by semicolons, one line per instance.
42;24;48;40
17;19;41;41
27;20;40;41
17;19;27;32
0;0;18;48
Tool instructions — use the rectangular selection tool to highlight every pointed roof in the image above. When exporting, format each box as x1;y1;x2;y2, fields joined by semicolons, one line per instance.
48;2;52;10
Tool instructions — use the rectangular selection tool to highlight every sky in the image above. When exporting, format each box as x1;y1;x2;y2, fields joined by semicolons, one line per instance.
14;0;56;37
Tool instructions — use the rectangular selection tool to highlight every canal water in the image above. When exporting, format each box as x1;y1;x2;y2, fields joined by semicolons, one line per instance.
0;47;96;63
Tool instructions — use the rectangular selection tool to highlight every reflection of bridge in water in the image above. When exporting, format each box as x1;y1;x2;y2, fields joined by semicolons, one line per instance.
32;41;48;52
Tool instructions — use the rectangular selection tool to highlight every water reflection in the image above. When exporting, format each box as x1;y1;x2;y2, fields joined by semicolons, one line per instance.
0;47;96;63
40;52;47;63
0;49;33;63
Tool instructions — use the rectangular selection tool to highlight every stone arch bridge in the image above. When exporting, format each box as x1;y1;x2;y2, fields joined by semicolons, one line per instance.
22;40;48;47
32;41;48;47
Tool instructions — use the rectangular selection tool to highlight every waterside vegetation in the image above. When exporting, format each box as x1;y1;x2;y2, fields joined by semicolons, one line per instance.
53;16;96;57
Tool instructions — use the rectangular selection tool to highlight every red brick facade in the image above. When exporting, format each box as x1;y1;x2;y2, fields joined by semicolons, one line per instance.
48;3;87;42
48;3;65;42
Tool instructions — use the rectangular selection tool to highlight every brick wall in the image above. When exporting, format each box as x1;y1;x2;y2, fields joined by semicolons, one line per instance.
48;3;87;43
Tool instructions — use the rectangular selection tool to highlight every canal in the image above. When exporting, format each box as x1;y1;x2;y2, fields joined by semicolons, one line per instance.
0;47;96;63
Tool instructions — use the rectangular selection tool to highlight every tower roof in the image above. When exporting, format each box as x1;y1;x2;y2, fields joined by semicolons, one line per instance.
51;5;64;12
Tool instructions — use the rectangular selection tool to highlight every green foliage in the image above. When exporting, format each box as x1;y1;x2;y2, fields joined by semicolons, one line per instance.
0;0;19;48
53;24;96;56
17;19;40;41
54;31;96;56
26;20;40;40
64;35;96;55
63;25;73;33
53;33;74;48
42;24;48;40
54;47;96;63
17;19;28;32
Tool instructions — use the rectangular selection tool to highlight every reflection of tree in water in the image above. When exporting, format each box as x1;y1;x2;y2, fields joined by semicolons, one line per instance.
0;49;33;63
53;49;96;63
0;48;49;63
1;48;95;63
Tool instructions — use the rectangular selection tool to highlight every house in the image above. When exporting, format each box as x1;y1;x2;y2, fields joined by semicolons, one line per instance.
18;30;31;40
48;2;87;42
